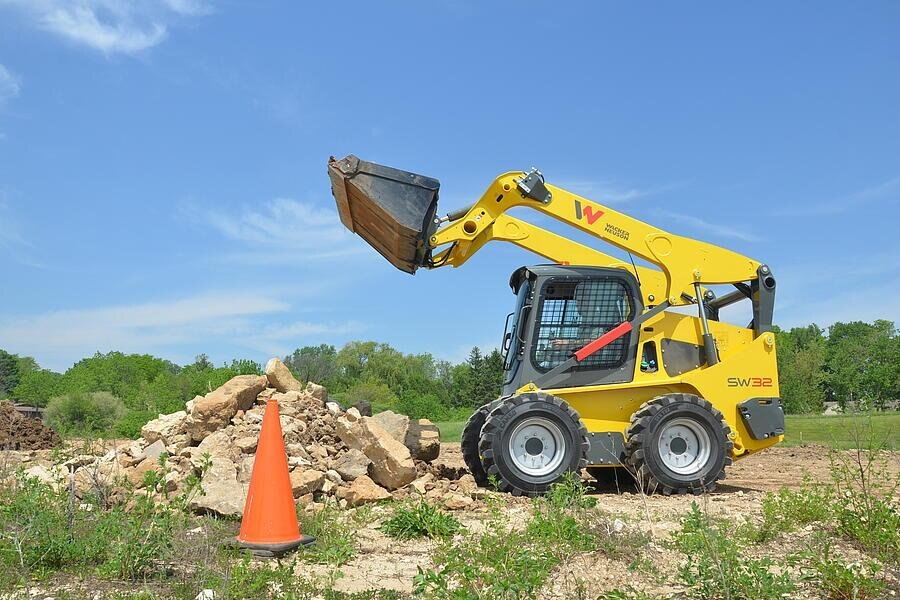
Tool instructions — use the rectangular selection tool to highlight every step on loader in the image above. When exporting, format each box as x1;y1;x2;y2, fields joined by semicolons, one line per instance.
328;155;784;496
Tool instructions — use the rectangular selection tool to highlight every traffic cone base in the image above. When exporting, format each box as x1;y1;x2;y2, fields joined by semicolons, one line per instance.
237;399;315;557
237;535;316;558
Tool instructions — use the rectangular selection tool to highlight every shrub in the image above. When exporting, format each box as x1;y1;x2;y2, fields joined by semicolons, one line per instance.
829;439;899;562
394;392;452;421
43;391;126;436
341;381;398;414
380;499;462;540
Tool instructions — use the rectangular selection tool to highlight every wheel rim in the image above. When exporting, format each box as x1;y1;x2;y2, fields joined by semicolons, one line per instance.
507;416;566;477
657;417;712;475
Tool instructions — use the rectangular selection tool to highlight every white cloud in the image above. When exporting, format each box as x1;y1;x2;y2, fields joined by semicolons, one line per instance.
0;0;213;54
559;180;685;204
772;176;900;217
648;208;760;242
0;64;21;104
186;198;370;264
0;290;291;370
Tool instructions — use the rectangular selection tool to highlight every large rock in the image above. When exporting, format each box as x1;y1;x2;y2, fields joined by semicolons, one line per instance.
190;375;267;441
141;411;188;445
372;410;410;444
305;381;327;403
333;448;370;481
290;469;325;497
336;417;417;490
265;358;302;392
189;457;247;517
197;429;239;461
405;419;441;462
344;475;390;506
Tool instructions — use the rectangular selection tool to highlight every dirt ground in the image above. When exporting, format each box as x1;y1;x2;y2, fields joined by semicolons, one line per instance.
301;443;900;597
4;442;898;598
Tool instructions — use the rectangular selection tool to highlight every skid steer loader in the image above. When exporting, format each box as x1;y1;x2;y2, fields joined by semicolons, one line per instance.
328;155;784;496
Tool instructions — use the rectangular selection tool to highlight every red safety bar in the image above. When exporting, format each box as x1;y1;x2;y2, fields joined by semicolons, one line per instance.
573;321;634;362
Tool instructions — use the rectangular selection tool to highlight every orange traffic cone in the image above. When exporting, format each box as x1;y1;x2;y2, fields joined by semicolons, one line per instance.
237;398;314;556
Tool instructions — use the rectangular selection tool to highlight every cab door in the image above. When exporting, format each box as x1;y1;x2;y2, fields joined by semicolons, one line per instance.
525;269;642;389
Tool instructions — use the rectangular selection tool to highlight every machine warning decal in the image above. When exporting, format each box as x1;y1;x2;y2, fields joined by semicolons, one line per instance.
604;223;630;241
727;377;774;388
574;199;604;225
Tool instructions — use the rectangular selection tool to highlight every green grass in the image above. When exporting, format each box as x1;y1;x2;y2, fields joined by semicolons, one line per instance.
437;411;899;449
434;420;464;442
784;412;898;449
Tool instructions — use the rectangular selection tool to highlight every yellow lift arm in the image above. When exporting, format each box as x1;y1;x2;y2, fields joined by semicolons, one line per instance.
428;169;760;308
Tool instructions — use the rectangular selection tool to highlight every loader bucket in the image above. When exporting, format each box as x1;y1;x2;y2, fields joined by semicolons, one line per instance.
328;155;440;274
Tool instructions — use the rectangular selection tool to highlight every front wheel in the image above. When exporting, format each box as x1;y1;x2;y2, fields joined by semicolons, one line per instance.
625;393;733;495
478;392;588;496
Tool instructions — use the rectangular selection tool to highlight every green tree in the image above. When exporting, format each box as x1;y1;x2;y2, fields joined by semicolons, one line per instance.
11;369;64;407
0;350;20;398
825;320;899;410
774;325;827;413
284;344;337;385
61;352;177;409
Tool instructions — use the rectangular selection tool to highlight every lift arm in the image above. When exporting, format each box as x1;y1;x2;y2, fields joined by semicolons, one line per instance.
432;213;675;306
428;170;761;306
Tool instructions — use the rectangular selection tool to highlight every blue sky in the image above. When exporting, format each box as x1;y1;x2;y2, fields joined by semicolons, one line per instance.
0;1;898;372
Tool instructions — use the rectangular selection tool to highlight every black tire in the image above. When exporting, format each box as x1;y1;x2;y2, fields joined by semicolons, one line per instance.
479;392;589;496
460;399;503;486
625;393;733;495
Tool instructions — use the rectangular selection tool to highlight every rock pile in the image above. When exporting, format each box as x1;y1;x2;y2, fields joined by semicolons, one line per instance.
63;359;471;516
0;402;61;451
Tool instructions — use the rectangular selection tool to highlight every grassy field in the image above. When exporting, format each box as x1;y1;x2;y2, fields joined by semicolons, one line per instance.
438;411;899;450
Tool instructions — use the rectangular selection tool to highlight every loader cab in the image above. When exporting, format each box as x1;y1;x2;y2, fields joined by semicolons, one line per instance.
501;265;643;395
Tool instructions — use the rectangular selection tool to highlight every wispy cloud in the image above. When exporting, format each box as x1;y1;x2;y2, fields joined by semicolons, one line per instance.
0;64;21;105
0;0;213;54
649;208;761;242
772;176;900;217
183;198;369;265
0;194;45;268
0;290;289;370
559;180;685;204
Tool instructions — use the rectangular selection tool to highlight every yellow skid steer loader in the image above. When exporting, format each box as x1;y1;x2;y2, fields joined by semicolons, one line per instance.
328;155;783;496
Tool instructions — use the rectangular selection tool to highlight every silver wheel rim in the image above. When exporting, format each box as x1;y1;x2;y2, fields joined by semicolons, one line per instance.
508;416;566;477
657;417;712;475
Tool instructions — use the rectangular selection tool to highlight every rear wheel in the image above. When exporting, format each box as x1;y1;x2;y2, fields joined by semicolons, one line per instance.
479;393;588;496
460;399;503;486
625;393;732;495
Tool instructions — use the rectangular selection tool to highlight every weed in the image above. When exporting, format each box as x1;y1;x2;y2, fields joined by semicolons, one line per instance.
0;472;187;585
828;427;899;563
298;504;356;566
598;587;659;600
415;475;607;598
742;479;834;542
673;502;795;599
379;498;462;540
798;535;886;600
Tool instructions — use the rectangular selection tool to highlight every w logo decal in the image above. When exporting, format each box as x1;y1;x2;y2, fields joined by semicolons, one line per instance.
574;200;604;225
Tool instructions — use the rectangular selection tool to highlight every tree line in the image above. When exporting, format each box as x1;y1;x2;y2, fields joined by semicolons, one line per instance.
0;319;896;436
0;344;504;436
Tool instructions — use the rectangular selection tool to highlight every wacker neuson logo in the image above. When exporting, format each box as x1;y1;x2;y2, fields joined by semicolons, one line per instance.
574;199;604;225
